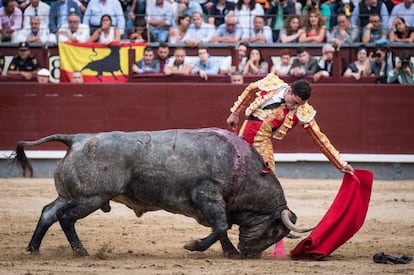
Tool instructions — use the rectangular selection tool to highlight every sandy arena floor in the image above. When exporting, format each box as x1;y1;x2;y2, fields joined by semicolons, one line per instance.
0;177;413;275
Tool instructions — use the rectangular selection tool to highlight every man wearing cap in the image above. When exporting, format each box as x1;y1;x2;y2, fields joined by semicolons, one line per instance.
37;68;50;83
7;42;41;80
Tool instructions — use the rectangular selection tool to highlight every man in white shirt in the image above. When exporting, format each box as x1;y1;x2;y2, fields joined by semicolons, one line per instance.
57;13;90;42
164;47;193;75
146;0;175;43
13;16;56;44
23;0;51;30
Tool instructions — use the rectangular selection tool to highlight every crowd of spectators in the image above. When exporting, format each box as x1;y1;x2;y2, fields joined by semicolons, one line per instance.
0;0;413;83
1;0;413;45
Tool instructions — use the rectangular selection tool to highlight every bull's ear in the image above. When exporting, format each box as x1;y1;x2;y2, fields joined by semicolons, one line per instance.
271;210;281;223
271;206;286;223
289;211;298;224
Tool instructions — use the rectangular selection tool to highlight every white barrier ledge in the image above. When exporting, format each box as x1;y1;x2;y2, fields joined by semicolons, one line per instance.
1;150;414;163
274;153;414;163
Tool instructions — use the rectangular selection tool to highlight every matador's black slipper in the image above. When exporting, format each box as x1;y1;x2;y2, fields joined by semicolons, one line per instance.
373;252;412;264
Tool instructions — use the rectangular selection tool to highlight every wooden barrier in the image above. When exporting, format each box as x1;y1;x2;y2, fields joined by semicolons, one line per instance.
0;82;413;155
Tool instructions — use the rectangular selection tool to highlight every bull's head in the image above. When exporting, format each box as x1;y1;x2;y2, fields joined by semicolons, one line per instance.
237;208;311;258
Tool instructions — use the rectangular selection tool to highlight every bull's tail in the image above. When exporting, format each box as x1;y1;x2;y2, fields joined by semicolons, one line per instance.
13;134;74;177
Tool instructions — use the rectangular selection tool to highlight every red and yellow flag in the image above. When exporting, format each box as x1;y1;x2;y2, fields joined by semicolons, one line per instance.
59;42;146;83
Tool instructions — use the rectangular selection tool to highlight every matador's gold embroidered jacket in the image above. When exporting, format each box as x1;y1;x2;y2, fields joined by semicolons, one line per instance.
230;73;347;172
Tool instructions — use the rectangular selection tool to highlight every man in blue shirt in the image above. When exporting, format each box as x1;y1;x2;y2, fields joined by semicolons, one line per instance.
241;15;273;43
83;0;125;35
182;12;215;47
49;0;82;34
191;46;220;80
177;0;203;17
210;14;243;43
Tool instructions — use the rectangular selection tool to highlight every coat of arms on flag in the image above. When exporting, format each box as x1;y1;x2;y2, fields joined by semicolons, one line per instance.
59;42;146;83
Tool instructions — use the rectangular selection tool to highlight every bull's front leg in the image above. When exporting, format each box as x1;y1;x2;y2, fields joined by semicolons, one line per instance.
57;196;109;256
220;234;240;258
184;181;229;253
27;197;67;254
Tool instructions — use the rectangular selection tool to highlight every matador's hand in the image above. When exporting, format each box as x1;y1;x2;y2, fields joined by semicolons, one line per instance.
341;163;354;175
226;113;239;132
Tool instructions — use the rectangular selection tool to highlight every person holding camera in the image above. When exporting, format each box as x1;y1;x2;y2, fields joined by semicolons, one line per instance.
370;46;391;84
387;50;414;84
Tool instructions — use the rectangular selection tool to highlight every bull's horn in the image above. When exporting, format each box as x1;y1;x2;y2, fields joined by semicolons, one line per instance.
281;209;315;233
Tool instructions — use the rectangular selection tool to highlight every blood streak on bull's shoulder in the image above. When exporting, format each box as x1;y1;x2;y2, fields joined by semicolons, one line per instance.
209;128;250;203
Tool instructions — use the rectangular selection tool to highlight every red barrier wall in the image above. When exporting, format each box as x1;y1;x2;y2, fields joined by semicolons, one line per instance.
0;82;413;154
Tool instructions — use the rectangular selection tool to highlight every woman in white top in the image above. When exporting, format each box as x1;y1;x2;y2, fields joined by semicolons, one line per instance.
234;0;264;35
168;14;191;43
88;14;121;44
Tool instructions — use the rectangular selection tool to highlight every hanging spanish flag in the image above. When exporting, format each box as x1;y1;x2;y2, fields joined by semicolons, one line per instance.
59;42;146;83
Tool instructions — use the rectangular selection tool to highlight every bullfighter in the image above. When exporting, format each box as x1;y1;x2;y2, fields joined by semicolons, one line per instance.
226;73;354;257
226;73;354;174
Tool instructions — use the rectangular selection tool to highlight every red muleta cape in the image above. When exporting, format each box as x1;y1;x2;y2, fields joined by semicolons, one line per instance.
290;169;374;260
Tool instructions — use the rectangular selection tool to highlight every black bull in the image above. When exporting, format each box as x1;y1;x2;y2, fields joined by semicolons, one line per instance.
14;128;310;258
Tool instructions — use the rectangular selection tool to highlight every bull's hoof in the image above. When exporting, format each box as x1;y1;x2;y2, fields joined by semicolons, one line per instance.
27;248;40;255
26;246;39;255
223;249;240;259
184;240;202;251
240;252;262;259
100;201;111;213
73;246;89;257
